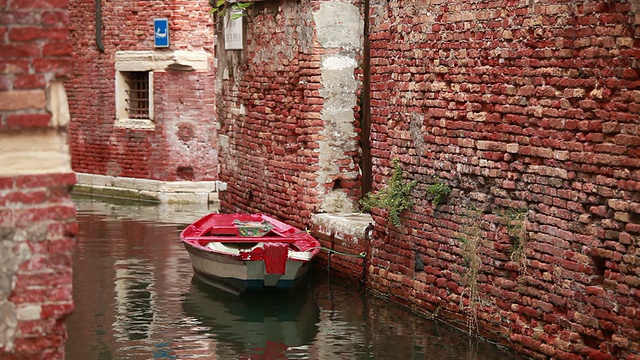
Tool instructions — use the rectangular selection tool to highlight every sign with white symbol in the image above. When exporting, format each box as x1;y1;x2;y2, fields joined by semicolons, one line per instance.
224;10;243;50
154;18;169;48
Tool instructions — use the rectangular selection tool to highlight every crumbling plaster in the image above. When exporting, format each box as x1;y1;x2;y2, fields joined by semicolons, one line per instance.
313;2;363;213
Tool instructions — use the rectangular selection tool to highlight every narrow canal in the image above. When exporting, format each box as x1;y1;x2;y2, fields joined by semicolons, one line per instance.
66;196;526;360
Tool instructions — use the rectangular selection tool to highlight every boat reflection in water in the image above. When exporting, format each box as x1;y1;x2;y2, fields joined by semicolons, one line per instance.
182;276;321;358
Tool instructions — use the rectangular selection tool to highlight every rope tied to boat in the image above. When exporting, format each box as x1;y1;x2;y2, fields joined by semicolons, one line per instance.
309;246;367;258
296;229;367;258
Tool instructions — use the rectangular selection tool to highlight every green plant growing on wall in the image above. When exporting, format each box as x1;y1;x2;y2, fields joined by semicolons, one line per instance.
427;178;451;208
209;0;253;23
360;158;417;227
457;206;484;335
505;208;530;272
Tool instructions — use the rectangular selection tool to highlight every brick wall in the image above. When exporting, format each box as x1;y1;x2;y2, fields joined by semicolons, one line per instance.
67;0;219;182
217;0;363;228
0;0;77;358
364;1;640;359
0;174;77;359
217;0;639;358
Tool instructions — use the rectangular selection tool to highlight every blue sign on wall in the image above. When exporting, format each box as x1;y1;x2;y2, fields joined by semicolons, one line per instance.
154;18;169;48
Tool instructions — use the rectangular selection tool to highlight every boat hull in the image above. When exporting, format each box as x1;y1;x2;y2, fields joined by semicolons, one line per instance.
184;243;313;294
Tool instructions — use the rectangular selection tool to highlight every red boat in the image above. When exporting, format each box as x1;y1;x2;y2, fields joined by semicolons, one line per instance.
180;213;321;294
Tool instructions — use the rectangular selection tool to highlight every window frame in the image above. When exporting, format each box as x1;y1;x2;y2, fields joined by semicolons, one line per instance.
114;50;210;130
115;70;155;130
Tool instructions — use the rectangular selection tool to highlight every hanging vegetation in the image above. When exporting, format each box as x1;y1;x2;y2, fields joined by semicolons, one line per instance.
208;0;253;24
457;206;484;335
504;207;530;273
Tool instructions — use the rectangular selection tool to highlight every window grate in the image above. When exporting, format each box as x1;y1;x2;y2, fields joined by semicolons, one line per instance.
124;72;149;119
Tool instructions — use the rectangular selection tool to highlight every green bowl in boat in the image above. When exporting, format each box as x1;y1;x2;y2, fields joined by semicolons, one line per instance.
232;219;274;237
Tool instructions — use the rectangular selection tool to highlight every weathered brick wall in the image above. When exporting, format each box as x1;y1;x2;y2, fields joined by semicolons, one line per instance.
364;1;640;359
311;225;369;281
67;0;219;181
217;0;363;228
0;0;77;358
217;0;321;226
198;0;639;358
0;174;77;359
148;70;218;180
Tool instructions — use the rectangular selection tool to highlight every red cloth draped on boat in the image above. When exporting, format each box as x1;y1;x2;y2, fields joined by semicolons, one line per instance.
263;243;288;275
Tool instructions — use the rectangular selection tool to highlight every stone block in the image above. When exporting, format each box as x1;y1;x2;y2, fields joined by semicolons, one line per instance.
91;186;140;200
134;178;160;192
311;213;374;239
74;173;93;185
159;181;216;193
89;174;116;187
70;184;92;195
16;305;41;321
113;177;136;190
138;190;160;202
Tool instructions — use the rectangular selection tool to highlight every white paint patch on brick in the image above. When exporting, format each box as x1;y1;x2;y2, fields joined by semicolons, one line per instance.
314;2;363;51
321;56;358;71
0;301;17;351
46;81;70;127
16;305;41;321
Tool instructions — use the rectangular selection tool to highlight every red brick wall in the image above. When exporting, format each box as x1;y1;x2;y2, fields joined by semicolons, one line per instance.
0;174;77;359
217;0;319;225
311;227;369;282
0;1;72;128
67;0;219;181
151;71;218;180
144;0;640;357
217;0;363;228
0;0;77;358
364;1;640;359
217;0;639;358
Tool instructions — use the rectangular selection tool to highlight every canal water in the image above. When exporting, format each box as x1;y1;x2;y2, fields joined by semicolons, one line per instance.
66;196;525;360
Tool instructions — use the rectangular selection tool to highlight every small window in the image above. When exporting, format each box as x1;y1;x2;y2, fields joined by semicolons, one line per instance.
124;71;149;119
115;69;154;129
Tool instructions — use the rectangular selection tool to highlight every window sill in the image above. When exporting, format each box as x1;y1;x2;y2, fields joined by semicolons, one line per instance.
114;118;155;130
